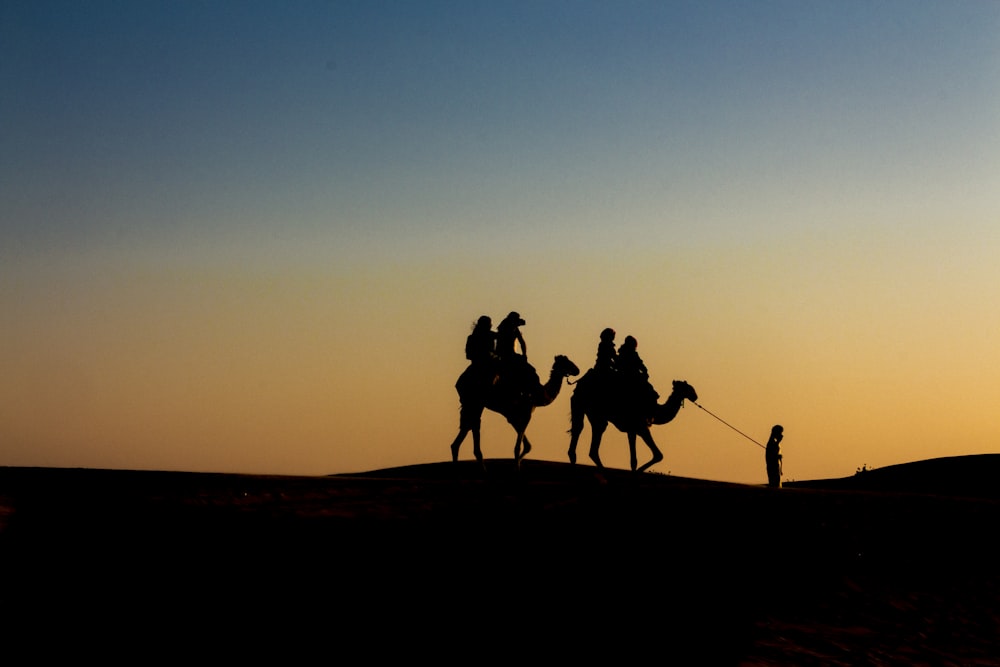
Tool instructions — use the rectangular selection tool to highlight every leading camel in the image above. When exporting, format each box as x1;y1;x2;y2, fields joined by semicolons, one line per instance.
568;374;698;472
450;355;580;467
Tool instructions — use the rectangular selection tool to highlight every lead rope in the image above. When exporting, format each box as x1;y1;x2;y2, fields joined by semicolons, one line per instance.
694;402;766;450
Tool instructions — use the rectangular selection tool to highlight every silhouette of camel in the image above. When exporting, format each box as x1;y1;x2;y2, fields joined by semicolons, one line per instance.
568;377;698;472
450;355;580;467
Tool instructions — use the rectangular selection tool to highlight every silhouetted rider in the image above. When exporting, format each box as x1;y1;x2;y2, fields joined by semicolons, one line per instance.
595;327;617;374
464;315;497;392
495;311;527;362
617;335;659;410
465;315;496;365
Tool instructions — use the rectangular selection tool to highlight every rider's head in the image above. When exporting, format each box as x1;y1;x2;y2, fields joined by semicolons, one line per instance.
505;311;525;326
622;335;637;349
476;315;492;330
600;327;615;342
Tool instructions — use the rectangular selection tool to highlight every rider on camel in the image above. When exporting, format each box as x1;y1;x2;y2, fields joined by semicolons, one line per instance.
595;327;617;374
495;311;531;392
496;311;527;362
466;315;496;364
465;315;497;390
617;335;659;411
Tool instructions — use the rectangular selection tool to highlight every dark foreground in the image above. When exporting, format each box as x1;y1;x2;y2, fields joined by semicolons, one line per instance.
2;456;999;664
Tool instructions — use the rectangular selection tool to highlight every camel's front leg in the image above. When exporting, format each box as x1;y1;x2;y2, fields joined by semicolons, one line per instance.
568;428;580;465
588;421;608;468
628;432;638;472
636;429;663;473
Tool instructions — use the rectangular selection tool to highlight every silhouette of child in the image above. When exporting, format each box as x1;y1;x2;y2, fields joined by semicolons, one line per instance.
617;335;659;409
595;328;617;373
616;335;647;378
766;425;783;488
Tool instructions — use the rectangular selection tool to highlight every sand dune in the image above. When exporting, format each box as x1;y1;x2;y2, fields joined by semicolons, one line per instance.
1;456;998;663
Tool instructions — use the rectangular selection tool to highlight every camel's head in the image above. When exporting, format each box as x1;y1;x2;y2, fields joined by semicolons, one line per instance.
553;355;580;378
673;380;698;403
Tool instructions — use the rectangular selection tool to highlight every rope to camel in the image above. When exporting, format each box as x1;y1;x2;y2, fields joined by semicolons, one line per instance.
694;402;766;450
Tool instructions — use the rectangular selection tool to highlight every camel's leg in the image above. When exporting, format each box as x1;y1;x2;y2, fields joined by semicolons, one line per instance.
520;434;532;460
472;428;484;466
513;432;524;466
628;432;638;472
457;403;485;466
568;398;585;465
636;429;663;473
588;420;608;468
449;428;469;462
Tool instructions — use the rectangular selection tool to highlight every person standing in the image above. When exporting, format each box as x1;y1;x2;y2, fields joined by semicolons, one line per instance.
766;425;784;488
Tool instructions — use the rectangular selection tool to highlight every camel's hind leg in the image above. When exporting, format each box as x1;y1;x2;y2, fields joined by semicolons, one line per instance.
449;428;468;462
514;433;532;467
449;427;484;466
455;403;485;466
636;428;663;473
472;428;484;466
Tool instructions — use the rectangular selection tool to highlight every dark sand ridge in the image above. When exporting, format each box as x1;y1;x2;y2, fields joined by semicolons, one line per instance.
2;455;998;663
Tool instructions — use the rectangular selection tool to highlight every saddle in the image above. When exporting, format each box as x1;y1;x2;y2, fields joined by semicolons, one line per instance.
494;355;539;401
582;367;659;418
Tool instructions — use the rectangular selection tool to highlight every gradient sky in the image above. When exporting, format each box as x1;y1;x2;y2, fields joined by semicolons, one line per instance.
3;1;999;483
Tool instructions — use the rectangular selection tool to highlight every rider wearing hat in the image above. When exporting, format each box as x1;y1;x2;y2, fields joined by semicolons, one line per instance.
495;311;527;362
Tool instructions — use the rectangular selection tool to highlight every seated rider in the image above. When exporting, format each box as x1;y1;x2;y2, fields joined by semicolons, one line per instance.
495;311;529;390
465;315;496;365
617;335;659;409
616;335;646;378
458;315;498;393
594;327;617;375
495;311;527;362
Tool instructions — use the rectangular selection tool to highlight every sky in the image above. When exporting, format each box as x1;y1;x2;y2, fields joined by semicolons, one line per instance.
2;1;999;484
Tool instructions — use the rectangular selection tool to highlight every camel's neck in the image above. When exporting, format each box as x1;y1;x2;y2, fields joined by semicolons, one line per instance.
652;389;687;425
534;370;565;407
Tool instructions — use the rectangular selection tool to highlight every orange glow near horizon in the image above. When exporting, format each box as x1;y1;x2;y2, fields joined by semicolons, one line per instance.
3;3;999;482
